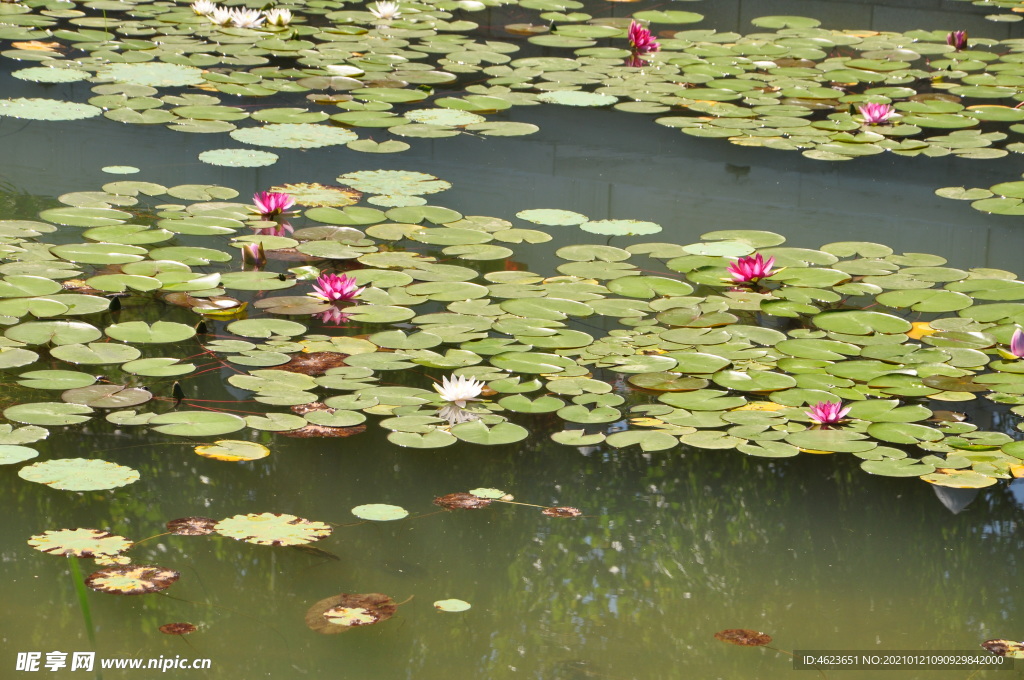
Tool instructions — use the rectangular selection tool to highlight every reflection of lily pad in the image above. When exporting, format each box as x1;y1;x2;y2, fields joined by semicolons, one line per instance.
18;458;139;491
215;512;332;546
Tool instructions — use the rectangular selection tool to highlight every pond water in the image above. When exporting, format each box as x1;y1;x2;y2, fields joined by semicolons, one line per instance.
4;0;1024;678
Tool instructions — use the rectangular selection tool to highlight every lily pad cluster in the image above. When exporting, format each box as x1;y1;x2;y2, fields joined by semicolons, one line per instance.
6;0;1024;161
2;169;1024;491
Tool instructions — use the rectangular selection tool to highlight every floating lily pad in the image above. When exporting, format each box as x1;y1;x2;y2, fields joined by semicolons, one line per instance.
0;98;102;121
85;565;179;595
351;504;409;521
434;598;471;612
305;593;397;634
195;440;270;462
215;512;332;546
18;458;139;490
28;528;131;558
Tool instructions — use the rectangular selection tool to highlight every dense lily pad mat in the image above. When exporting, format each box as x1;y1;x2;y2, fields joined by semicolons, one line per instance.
0;170;1022;492
6;0;1024;162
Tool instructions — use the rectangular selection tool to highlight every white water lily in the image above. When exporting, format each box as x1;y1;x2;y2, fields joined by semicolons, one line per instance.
208;6;233;24
190;0;217;14
263;8;291;26
368;0;401;20
229;7;264;27
434;374;484;408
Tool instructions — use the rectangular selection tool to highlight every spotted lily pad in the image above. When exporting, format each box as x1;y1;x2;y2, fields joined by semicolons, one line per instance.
85;565;179;595
29;528;132;558
214;513;332;546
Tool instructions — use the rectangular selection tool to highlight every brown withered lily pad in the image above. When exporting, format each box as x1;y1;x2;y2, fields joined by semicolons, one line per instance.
277;352;349;376
290;402;333;415
268;183;361;208
86;565;180;595
61;279;103;295
305;593;397;634
981;639;1024;658
28;528;132;558
160;622;197;635
714;629;773;647
433;492;492;510
166;516;217;536
281;424;366;438
542;506;582;518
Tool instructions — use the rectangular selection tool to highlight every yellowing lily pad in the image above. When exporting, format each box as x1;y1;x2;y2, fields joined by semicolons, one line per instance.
195;440;270;462
29;528;132;558
85;565;179;595
214;512;332;546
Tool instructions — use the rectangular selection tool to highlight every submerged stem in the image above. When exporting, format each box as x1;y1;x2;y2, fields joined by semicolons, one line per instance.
68;558;103;680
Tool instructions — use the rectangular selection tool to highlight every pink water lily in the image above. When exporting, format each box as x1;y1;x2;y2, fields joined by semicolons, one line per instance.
947;30;967;51
240;242;265;267
627;20;659;54
309;273;363;302
857;102;896;125
252;191;295;218
727;253;775;284
1011;328;1024;358
806;401;851;426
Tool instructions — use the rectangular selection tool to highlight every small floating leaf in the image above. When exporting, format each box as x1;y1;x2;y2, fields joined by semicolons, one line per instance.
351;504;409;521
714;629;773;646
434;599;471;612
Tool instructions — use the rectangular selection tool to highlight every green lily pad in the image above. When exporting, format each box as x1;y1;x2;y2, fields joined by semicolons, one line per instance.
351;504;409;521
0;98;102;121
434;598;471;612
450;420;529;445
105;321;197;344
18;458;139;491
149;411;246;436
0;445;38;465
4;402;93;426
